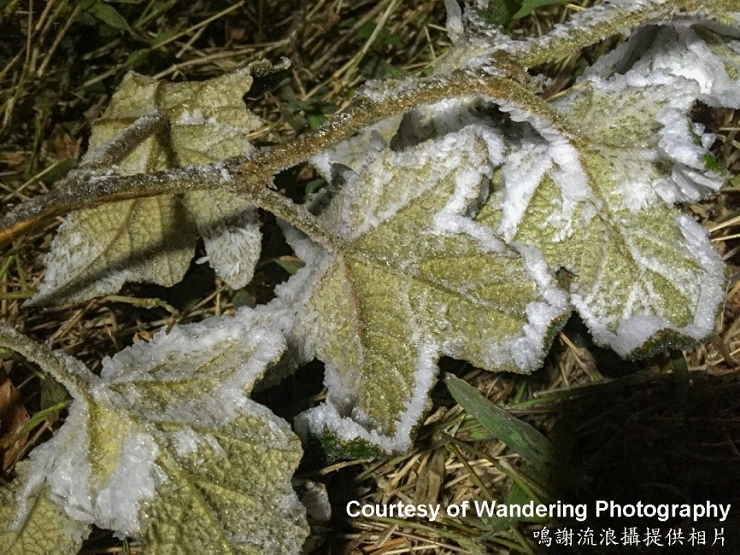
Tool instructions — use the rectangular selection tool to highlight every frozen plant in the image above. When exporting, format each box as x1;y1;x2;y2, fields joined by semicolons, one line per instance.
0;0;739;553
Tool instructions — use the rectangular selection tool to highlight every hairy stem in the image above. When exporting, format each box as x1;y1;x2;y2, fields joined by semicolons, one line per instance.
0;69;572;250
80;111;168;170
512;0;736;68
0;0;734;250
0;324;95;402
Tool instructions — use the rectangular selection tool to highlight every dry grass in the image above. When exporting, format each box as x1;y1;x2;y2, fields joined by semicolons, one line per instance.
1;1;740;554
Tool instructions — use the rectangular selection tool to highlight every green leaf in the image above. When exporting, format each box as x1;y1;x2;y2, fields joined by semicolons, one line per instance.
296;127;569;453
357;23;400;47
272;256;304;276
0;463;89;554
704;152;720;171
32;65;269;305
15;401;69;438
86;1;131;32
444;374;556;471
475;0;520;28
2;315;308;553
478;483;534;533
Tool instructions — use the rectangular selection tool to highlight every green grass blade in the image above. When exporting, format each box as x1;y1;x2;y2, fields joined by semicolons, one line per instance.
444;373;557;474
14;401;69;439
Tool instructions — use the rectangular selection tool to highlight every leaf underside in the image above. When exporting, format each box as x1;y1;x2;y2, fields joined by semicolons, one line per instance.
31;67;266;306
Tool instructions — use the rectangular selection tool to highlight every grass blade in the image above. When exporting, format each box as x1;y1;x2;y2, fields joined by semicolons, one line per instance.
444;373;557;474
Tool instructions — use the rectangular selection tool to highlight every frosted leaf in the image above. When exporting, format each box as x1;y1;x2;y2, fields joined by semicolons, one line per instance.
555;82;721;206
30;195;196;306
32;65;268;305
296;126;570;454
310;116;402;181
311;98;486;184
0;463;89;555
182;190;262;289
7;316;308;554
480;149;725;357
476;22;735;358
167;67;265;289
251;222;334;391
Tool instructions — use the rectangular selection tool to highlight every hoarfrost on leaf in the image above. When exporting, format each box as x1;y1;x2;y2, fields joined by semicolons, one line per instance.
0;463;89;555
181;189;262;290
310;116;402;182
29;194;196;306
296;126;570;454
0;316;309;554
31;65;269;305
291;8;738;453
476;20;733;357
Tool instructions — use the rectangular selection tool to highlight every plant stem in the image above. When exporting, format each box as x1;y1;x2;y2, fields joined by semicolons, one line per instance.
0;324;95;402
511;0;736;68
0;69;570;250
0;0;732;249
80;112;168;171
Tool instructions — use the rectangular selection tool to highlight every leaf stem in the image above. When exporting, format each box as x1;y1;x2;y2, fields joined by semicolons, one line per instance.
0;324;95;401
80;111;168;171
511;0;735;68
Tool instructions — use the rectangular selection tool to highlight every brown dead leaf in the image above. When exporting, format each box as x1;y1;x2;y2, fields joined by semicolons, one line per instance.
51;125;80;160
2;152;25;171
0;365;30;471
412;448;446;506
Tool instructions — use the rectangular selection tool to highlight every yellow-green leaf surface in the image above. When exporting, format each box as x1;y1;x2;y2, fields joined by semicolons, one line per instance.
181;189;262;289
12;314;308;554
30;194;196;306
31;66;265;305
297;127;570;453
0;464;89;555
477;22;734;357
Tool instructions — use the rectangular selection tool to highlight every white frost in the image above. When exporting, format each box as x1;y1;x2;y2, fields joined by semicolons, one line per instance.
99;311;285;427
297;342;439;453
94;432;161;536
431;125;506;251
444;0;464;42
572;214;724;356
16;402;92;528
499;245;570;372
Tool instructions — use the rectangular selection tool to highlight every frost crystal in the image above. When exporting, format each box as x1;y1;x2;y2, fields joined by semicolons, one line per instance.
5;316;309;553
296;126;570;454
32;66;269;305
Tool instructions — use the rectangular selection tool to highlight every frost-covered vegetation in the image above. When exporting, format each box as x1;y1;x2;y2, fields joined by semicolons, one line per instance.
1;0;739;553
